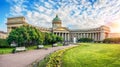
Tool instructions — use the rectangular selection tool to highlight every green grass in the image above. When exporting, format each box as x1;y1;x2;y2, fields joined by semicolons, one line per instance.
27;46;37;50
0;48;14;54
62;43;120;67
38;45;74;67
0;44;63;54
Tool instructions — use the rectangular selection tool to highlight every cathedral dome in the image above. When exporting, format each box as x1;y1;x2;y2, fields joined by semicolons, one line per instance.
52;15;61;22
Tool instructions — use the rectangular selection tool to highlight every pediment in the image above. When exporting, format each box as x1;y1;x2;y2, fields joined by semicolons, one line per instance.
53;27;69;31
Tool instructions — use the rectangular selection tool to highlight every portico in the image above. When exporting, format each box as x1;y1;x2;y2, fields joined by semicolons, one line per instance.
52;15;110;42
6;15;110;42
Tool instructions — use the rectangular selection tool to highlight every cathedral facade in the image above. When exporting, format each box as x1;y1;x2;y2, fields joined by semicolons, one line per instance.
52;15;110;42
6;15;110;42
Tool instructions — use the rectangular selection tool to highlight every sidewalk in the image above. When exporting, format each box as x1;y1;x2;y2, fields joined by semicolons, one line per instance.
0;45;75;67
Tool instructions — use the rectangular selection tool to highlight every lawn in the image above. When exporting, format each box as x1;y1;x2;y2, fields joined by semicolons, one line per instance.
0;48;14;54
62;43;120;67
0;45;50;54
0;44;63;54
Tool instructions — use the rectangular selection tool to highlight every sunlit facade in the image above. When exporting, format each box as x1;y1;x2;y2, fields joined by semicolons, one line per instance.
6;16;110;42
0;31;7;39
52;15;110;42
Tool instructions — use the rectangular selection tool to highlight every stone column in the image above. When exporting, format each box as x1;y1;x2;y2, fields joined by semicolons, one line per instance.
65;33;66;41
66;33;68;41
82;33;84;38
97;33;99;41
94;33;97;41
89;33;90;38
77;33;79;40
83;33;85;38
68;33;70;41
85;33;87;38
86;33;88;38
98;32;100;41
63;33;65;41
79;33;81;38
94;33;95;41
96;33;98;41
61;33;63;39
91;33;92;39
85;33;86;38
92;33;94;40
100;32;105;41
90;33;92;39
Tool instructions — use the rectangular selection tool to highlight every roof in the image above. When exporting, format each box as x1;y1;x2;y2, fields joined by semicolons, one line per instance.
0;31;7;34
52;15;61;22
53;27;69;31
7;16;25;19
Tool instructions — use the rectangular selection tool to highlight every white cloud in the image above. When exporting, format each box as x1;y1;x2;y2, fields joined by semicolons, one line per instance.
6;0;120;32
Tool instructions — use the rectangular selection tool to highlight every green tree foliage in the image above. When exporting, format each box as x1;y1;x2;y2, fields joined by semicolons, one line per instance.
44;33;63;45
44;33;52;45
78;38;93;42
7;25;63;47
0;39;9;47
103;38;120;43
56;36;63;42
7;25;44;47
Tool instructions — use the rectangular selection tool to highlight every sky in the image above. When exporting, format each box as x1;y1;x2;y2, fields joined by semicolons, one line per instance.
0;0;120;33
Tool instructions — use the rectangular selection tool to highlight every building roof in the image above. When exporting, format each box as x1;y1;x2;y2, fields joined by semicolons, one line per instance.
7;16;25;19
53;27;69;32
52;15;61;22
0;31;7;34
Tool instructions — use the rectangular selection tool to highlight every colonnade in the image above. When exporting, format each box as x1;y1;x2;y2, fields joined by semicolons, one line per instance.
71;32;104;41
54;32;70;41
54;31;106;42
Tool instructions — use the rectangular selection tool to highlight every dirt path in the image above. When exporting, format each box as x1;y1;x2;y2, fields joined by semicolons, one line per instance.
0;45;75;67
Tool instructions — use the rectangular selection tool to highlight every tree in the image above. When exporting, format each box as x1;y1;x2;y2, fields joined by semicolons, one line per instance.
7;25;63;47
56;36;63;42
44;33;52;45
0;38;9;47
7;25;44;47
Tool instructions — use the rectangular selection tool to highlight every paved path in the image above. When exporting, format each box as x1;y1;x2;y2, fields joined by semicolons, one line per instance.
0;45;75;67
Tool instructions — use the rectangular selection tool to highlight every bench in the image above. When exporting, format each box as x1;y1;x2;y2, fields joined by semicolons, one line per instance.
53;43;57;47
37;45;44;49
13;47;26;53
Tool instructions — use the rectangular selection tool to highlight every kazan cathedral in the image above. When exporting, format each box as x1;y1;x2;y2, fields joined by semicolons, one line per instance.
6;15;110;42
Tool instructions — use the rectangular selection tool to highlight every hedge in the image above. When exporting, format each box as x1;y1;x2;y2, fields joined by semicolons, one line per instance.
78;38;94;42
45;46;76;67
103;38;120;43
0;39;9;47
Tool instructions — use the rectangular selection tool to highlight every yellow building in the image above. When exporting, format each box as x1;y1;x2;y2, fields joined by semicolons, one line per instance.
0;31;7;39
52;15;110;42
5;15;110;42
6;16;28;34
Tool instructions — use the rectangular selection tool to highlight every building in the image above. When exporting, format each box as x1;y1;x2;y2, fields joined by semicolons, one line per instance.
6;16;28;34
0;31;7;39
6;15;110;42
108;33;120;38
6;16;50;34
52;15;110;42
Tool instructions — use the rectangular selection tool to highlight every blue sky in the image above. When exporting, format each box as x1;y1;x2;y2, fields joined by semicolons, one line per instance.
0;0;120;33
0;0;10;32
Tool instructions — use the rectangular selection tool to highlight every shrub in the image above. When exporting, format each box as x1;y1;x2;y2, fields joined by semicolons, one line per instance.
0;39;9;47
7;25;63;47
46;46;76;67
103;38;120;43
78;38;94;42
